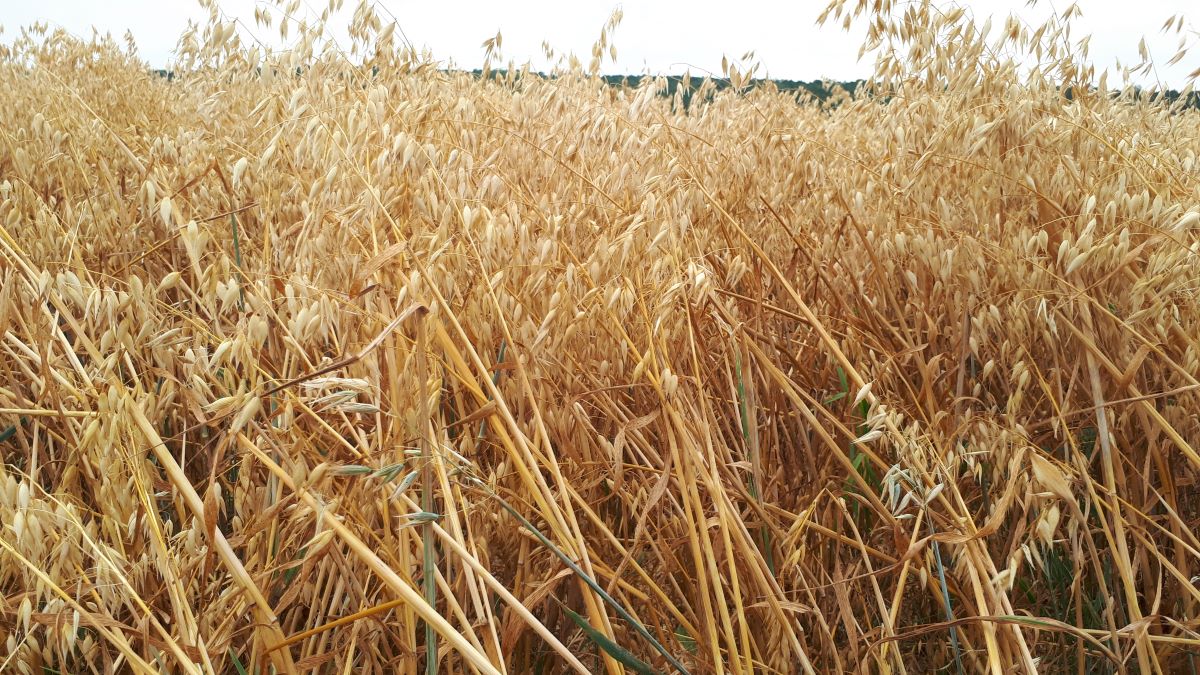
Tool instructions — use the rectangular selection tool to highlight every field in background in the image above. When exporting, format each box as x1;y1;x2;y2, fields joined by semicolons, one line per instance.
2;1;1200;673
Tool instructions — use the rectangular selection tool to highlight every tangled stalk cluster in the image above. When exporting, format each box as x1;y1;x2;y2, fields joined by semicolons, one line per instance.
1;0;1199;672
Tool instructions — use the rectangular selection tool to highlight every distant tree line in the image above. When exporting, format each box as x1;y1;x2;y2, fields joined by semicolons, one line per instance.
471;71;865;108
594;74;864;107
150;68;1198;110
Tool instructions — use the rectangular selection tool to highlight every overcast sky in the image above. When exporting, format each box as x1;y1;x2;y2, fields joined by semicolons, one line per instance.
1;1;1197;86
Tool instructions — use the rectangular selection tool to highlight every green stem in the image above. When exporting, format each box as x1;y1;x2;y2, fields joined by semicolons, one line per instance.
927;511;964;675
486;489;690;674
230;213;245;312
735;352;774;575
476;341;507;442
416;318;438;675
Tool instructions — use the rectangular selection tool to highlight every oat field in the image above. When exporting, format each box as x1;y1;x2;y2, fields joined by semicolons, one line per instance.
2;0;1200;673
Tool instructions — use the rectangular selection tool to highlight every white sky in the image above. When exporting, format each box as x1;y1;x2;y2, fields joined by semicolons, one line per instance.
1;1;1198;86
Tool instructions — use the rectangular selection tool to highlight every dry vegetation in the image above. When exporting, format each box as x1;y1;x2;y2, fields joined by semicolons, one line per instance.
2;0;1200;672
